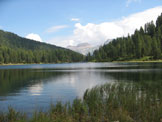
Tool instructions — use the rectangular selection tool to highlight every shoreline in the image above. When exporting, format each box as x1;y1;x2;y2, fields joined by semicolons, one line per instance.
0;63;43;66
113;59;162;63
1;60;162;66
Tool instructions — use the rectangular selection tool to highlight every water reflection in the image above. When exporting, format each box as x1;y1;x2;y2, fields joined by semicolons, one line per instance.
0;63;162;114
29;83;43;96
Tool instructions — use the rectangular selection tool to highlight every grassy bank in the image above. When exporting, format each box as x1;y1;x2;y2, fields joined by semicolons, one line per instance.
0;62;70;66
88;56;162;63
113;56;162;63
0;81;162;122
1;59;162;66
113;59;162;63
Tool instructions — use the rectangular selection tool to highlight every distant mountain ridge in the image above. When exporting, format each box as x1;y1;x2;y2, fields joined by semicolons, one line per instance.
0;30;84;64
67;43;99;55
67;39;113;55
104;39;113;45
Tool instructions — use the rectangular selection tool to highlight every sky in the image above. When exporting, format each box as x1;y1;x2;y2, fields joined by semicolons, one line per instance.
0;0;162;47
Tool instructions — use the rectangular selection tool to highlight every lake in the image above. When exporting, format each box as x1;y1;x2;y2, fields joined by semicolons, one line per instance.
0;62;162;115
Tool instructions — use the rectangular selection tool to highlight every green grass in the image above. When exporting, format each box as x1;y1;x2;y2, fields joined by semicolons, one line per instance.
113;56;162;63
0;81;162;122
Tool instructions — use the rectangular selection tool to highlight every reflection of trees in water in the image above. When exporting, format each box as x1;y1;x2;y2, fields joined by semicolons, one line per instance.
0;69;67;96
100;70;162;82
0;68;162;97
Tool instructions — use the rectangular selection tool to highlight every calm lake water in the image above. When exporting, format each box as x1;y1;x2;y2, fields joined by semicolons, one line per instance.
0;62;162;114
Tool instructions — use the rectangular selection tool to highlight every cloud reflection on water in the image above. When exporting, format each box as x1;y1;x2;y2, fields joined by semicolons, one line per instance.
28;82;43;96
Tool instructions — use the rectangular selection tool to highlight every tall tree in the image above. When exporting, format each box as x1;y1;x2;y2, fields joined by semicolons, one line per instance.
87;13;162;61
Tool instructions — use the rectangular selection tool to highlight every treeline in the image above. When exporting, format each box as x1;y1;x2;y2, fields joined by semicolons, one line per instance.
0;30;84;64
86;13;162;61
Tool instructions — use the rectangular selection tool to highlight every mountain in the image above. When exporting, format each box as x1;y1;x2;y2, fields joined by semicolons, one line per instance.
67;43;101;55
67;43;99;55
0;30;84;64
67;39;112;55
86;13;162;61
104;39;113;45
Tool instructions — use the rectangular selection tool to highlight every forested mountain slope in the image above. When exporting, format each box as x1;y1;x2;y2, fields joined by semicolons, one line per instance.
0;30;84;64
86;13;162;62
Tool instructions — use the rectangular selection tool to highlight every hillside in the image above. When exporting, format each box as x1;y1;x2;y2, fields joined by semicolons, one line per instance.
0;30;84;64
86;13;162;62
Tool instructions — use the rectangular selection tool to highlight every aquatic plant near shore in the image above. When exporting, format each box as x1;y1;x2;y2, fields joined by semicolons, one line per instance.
0;81;162;122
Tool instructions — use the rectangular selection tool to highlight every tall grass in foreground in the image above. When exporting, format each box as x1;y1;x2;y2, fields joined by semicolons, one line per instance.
0;81;162;122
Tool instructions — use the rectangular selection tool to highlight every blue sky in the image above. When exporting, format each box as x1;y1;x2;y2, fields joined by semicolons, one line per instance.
0;0;162;47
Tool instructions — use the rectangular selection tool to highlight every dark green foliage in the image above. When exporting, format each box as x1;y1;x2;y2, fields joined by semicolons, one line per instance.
86;13;162;61
0;30;84;64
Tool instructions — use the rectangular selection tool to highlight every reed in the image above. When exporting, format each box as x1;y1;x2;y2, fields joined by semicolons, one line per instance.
0;81;162;122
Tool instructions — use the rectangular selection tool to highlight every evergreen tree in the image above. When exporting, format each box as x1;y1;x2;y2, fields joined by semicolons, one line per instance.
86;13;162;61
0;30;84;64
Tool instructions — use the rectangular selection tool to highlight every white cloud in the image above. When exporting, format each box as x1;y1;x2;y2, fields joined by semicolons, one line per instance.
71;18;80;21
47;6;162;47
126;0;141;7
0;26;2;29
46;25;68;33
47;37;76;47
26;33;42;42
